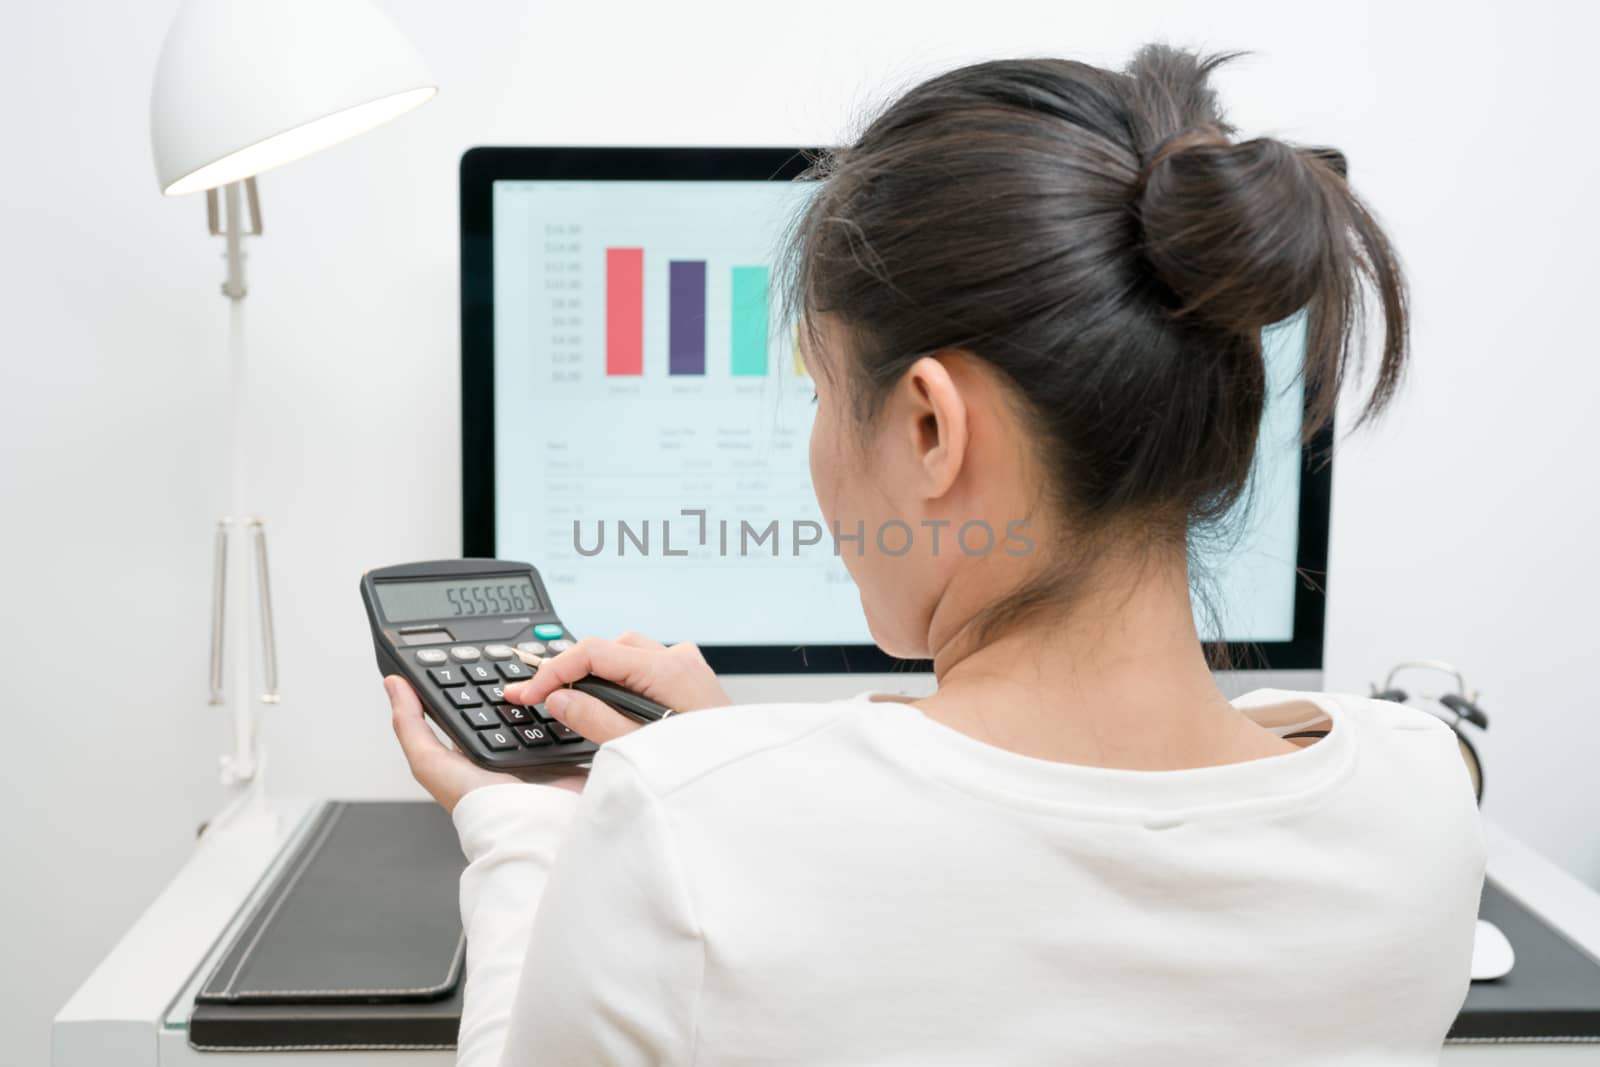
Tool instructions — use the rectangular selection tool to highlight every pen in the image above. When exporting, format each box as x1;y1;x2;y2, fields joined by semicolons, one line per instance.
512;648;676;724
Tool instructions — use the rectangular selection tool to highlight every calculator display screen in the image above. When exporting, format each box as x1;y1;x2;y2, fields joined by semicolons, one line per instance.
376;576;542;622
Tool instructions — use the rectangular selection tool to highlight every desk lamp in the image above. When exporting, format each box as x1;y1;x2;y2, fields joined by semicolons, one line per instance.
150;0;435;807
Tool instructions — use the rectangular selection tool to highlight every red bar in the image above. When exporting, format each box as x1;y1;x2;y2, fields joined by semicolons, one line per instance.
605;247;643;376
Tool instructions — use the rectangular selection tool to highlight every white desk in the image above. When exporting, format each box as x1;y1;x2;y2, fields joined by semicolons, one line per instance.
54;798;1600;1066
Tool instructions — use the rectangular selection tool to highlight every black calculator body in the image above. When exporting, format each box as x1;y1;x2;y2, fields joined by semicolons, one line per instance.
360;559;596;770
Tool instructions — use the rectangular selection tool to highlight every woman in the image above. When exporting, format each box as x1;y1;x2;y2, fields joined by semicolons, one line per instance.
386;44;1484;1065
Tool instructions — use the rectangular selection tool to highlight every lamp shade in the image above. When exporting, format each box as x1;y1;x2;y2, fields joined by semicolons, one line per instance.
151;0;435;196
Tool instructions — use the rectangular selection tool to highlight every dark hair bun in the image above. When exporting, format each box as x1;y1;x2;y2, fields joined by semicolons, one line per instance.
1137;132;1345;336
787;42;1410;587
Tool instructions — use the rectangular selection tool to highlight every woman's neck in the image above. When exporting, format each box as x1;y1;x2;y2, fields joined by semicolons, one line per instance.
915;549;1296;770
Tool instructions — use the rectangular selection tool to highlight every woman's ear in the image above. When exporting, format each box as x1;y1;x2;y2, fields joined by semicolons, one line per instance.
897;354;970;500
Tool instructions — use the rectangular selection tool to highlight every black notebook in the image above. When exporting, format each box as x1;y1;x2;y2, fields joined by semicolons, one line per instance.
189;800;468;1051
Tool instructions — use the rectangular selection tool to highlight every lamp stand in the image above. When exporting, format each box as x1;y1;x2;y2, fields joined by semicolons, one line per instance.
204;179;278;817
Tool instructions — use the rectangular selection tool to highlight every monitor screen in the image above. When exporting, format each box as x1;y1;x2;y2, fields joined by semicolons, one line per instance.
464;148;1325;672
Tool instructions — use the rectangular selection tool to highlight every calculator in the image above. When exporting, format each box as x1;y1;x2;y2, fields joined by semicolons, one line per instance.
360;559;597;770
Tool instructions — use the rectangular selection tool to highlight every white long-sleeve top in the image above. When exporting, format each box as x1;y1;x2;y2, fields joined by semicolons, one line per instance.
452;689;1485;1066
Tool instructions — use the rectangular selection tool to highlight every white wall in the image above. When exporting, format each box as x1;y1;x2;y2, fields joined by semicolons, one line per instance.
5;1;1598;1061
3;5;235;1065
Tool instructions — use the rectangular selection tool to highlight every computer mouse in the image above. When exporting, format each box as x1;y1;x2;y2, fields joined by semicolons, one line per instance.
1472;919;1514;981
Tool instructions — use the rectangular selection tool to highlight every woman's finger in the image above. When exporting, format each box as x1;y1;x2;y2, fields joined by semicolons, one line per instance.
546;688;640;745
615;631;667;650
506;638;659;706
386;675;519;811
387;675;449;770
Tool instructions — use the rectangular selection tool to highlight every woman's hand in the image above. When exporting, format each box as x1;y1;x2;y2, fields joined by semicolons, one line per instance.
385;675;585;811
505;632;731;744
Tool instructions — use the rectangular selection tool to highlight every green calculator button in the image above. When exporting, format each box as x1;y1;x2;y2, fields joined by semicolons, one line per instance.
533;624;565;640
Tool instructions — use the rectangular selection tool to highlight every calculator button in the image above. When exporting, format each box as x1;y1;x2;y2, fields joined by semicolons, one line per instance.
449;646;481;662
461;706;499;729
479;684;508;705
480;728;518;752
415;649;449;666
445;687;482;708
547;639;574;652
428;667;465;687
484;644;515;660
532;624;564;640
547;720;584;744
496;660;532;681
515;723;554;747
499;704;534;725
464;662;497;684
532;703;555;722
516;641;546;656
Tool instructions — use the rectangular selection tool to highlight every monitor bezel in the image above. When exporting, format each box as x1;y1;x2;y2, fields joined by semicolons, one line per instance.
460;146;1330;674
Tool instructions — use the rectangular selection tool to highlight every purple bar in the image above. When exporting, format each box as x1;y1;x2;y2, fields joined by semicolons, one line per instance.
668;260;706;375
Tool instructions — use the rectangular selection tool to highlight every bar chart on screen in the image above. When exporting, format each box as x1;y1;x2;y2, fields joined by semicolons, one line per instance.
597;252;791;378
491;179;866;644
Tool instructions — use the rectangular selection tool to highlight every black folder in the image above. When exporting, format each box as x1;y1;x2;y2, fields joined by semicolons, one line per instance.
189;800;468;1050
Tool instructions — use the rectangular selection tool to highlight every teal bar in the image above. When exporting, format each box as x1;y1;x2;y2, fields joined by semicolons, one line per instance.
730;265;769;376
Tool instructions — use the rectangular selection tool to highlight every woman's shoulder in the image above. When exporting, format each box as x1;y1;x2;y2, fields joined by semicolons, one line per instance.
1239;686;1460;746
1334;689;1483;799
1255;688;1483;830
1238;687;1483;822
600;698;880;798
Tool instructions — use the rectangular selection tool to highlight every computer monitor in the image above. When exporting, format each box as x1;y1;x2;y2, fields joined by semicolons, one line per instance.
461;147;1328;697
